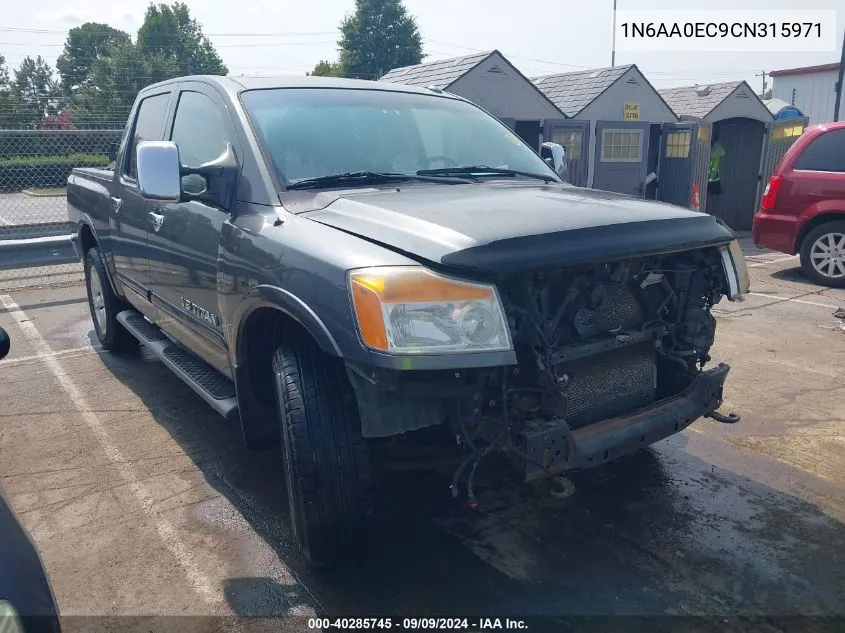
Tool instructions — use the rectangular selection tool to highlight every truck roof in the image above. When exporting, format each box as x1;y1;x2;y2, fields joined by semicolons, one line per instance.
140;74;456;98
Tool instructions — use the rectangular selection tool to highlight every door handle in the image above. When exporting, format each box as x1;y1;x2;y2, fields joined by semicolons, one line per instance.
110;197;123;214
148;211;165;232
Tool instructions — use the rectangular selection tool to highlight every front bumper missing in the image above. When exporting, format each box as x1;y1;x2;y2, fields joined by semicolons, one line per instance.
519;363;731;482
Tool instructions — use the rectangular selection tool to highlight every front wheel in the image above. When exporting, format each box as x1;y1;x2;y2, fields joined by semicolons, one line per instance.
84;248;138;352
799;221;845;288
271;337;374;566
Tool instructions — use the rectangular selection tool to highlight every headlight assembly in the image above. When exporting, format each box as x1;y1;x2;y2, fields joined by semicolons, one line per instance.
349;266;512;354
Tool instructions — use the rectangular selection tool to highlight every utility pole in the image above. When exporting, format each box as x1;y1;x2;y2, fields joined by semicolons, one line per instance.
611;0;617;67
834;27;845;122
755;70;768;98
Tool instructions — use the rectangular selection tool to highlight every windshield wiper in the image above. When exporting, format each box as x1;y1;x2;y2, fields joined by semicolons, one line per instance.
285;171;470;190
417;165;555;182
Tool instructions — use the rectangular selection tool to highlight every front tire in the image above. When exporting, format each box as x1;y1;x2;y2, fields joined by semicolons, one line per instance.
799;221;845;288
271;337;374;565
84;248;138;352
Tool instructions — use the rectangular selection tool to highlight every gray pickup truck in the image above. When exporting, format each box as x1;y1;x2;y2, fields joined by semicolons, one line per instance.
67;75;749;565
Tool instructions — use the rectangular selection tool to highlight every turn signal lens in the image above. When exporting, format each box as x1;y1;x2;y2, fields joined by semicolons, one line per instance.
348;267;512;354
720;239;750;300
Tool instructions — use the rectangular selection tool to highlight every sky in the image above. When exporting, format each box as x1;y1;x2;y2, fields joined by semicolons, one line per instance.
0;0;842;93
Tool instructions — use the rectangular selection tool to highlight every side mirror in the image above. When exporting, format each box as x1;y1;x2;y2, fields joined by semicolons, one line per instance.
137;141;239;211
107;142;119;163
540;142;568;182
181;143;239;212
136;141;182;202
0;327;9;360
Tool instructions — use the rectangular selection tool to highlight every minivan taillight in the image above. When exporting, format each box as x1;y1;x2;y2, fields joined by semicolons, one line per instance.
760;175;783;211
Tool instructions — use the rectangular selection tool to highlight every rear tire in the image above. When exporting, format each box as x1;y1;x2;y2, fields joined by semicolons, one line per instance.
84;248;138;352
799;221;845;288
271;337;374;566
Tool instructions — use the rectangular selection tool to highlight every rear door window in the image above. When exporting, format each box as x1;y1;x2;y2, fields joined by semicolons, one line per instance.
794;129;845;172
124;92;171;179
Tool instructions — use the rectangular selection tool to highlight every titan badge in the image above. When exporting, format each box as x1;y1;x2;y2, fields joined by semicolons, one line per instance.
180;297;221;327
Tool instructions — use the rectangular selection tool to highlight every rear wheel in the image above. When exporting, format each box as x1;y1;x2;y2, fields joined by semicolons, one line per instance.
84;248;138;352
271;336;374;566
799;221;845;288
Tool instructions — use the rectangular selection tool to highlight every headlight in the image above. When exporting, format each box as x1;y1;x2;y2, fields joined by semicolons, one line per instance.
0;600;25;633
719;239;750;300
349;266;512;354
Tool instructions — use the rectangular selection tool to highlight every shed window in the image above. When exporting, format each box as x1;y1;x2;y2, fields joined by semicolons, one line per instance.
552;129;582;157
772;123;805;141
600;129;643;162
665;131;691;158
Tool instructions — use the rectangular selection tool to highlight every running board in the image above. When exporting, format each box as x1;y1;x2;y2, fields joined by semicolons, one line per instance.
116;310;239;423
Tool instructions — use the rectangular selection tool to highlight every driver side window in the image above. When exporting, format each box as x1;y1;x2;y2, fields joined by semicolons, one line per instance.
170;90;231;193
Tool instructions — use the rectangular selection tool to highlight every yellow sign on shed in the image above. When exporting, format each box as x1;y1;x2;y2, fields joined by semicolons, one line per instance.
623;102;640;121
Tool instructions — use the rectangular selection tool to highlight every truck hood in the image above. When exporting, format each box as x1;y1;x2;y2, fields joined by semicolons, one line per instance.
294;182;735;274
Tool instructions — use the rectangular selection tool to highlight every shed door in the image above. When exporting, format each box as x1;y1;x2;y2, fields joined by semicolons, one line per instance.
657;122;712;210
755;117;810;209
544;119;590;187
593;121;651;196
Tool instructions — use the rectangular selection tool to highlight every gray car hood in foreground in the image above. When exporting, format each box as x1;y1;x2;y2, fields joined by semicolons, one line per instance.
293;182;735;274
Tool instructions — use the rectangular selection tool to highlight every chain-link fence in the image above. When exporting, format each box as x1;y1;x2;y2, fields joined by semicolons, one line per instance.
0;129;122;290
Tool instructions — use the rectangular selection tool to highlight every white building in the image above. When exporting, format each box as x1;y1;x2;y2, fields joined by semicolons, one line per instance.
770;63;842;126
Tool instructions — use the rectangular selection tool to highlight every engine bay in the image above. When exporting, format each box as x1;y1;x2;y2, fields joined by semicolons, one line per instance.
491;245;727;430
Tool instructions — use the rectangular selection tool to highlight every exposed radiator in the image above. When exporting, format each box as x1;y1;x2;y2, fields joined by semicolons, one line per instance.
557;342;657;430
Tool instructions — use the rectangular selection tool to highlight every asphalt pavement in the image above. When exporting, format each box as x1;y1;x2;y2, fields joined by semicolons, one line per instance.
0;252;843;633
0;192;68;227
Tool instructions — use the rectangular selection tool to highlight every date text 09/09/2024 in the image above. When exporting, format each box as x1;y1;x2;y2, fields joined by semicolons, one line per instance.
307;618;529;631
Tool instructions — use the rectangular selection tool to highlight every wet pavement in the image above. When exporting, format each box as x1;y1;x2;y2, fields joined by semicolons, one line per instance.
0;251;843;632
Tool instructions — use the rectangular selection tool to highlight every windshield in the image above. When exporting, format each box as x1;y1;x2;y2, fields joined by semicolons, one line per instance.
241;88;559;186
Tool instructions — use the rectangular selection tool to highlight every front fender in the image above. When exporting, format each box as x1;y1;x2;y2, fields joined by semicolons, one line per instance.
230;285;342;365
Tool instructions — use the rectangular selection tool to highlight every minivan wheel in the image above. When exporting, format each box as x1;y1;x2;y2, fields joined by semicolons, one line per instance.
799;221;845;288
271;336;374;566
84;248;138;351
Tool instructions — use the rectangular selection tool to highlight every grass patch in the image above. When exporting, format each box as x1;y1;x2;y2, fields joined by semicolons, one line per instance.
0;153;109;167
21;187;67;197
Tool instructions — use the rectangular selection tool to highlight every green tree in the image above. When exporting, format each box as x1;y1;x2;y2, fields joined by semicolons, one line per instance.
73;41;150;128
338;0;423;79
56;23;131;96
0;54;9;90
9;55;60;129
137;2;227;75
308;59;342;77
70;4;227;128
0;54;16;128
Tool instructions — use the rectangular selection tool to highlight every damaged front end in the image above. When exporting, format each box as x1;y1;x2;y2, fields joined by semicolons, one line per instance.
345;243;744;497
493;245;733;481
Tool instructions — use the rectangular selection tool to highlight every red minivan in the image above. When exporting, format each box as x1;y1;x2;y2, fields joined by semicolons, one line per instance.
752;122;845;288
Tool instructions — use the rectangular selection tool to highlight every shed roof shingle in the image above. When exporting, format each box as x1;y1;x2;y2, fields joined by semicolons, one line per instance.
658;81;743;119
531;65;632;117
379;51;493;89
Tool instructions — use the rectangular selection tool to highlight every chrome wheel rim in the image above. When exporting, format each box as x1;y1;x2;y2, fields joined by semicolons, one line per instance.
810;232;845;279
89;271;107;336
